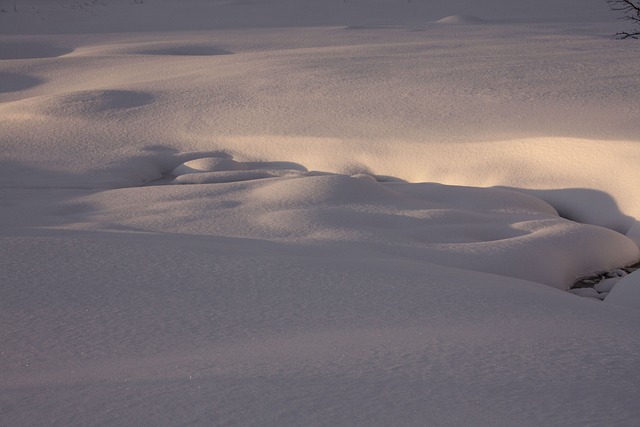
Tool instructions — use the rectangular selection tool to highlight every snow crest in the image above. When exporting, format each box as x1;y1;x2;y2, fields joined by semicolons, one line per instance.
435;15;486;25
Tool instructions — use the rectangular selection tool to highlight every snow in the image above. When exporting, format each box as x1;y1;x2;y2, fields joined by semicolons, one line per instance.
595;277;620;293
2;0;640;425
435;15;487;25
170;156;308;183
605;271;640;309
569;287;601;299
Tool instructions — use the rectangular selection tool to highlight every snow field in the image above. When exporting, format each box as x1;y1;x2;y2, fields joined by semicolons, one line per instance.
2;228;640;426
2;0;640;425
2;25;639;228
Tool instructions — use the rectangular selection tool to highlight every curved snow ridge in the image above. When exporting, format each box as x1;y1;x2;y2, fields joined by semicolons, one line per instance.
172;157;307;175
434;15;486;25
174;169;306;184
170;156;309;184
170;155;402;190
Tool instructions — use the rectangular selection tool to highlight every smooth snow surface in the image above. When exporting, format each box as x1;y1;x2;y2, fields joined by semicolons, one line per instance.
2;0;640;426
606;271;640;309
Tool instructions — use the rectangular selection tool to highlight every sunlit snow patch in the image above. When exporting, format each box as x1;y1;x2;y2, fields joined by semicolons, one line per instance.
434;15;486;25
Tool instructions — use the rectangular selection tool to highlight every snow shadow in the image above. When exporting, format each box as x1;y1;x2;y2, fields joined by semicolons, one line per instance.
0;72;43;93
0;155;196;224
132;45;233;56
0;41;73;59
0;159;101;191
498;187;636;235
0;159;105;233
37;90;155;117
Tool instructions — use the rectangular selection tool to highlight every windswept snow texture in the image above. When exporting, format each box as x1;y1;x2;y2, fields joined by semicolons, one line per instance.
2;0;640;426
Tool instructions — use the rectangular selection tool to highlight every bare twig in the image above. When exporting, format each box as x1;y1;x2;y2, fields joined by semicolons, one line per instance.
607;0;640;39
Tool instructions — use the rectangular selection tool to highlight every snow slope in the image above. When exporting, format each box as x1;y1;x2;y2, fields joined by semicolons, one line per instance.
2;0;640;425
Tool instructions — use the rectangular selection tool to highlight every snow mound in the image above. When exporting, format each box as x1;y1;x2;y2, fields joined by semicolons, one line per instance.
172;157;248;175
35;90;155;117
84;171;639;289
250;174;401;206
605;270;640;310
247;176;639;288
0;72;42;93
0;41;72;59
435;15;486;25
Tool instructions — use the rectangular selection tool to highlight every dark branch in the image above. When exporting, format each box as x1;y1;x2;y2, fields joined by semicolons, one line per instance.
615;31;640;38
607;0;640;39
607;0;640;13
